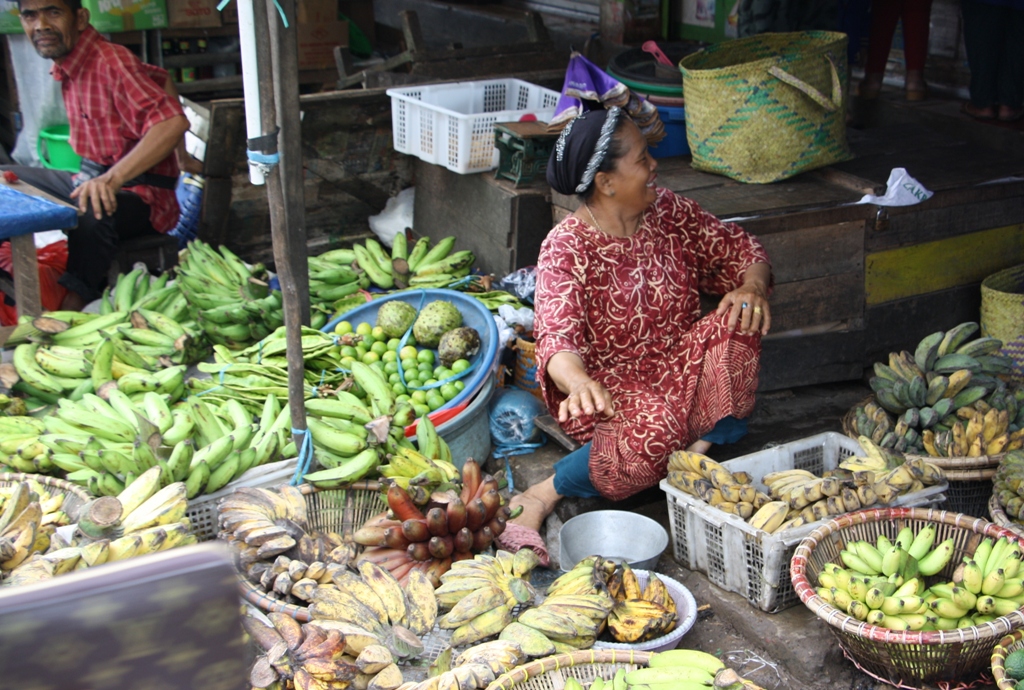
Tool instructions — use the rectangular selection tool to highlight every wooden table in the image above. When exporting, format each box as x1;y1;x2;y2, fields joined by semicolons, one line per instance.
0;177;79;340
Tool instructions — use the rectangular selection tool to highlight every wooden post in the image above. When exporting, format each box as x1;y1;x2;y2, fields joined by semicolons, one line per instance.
252;0;311;448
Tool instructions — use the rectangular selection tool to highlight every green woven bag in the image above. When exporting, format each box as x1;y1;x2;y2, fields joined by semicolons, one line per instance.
679;31;852;184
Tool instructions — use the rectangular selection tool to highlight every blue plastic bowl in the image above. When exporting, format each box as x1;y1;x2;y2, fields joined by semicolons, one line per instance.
320;289;500;415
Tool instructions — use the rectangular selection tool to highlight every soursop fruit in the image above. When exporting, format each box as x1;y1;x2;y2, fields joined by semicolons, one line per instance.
438;327;481;367
376;300;418;338
412;300;462;347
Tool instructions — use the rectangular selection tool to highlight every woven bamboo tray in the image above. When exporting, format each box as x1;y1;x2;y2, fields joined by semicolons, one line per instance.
0;472;93;521
990;495;1024;537
791;507;1024;688
486;650;652;690
992;629;1024;690
236;480;387;621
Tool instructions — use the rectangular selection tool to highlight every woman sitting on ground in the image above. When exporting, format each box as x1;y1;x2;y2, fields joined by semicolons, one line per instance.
498;107;773;564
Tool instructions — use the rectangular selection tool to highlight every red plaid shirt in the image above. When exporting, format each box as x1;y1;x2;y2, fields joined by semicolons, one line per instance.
52;26;183;232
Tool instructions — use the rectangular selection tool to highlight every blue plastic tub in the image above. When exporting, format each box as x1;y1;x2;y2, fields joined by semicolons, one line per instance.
650;105;689;159
320;288;500;416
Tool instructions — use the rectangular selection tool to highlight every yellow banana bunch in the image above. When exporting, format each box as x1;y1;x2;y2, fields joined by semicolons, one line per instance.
244;612;366;690
603;563;677;643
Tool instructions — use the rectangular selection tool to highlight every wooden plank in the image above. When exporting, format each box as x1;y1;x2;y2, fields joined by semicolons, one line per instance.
865;224;1024;305
758;328;866;392
10;234;41;318
864;283;983;364
768;272;864;334
756;221;864;283
685;177;862;219
741;203;874;237
869;193;1024;252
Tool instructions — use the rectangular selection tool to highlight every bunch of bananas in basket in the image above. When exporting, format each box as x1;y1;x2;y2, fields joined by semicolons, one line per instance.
1;475;194;586
244;610;405;690
329;236;475;291
403;641;528;690
431;549;541;648
990;450;1024;522
853;321;1024;456
177;239;283;349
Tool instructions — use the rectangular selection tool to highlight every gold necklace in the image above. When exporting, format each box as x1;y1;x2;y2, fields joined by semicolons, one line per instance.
584;203;640;237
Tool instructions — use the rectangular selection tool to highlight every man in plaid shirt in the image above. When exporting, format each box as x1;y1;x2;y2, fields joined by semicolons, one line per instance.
2;0;190;310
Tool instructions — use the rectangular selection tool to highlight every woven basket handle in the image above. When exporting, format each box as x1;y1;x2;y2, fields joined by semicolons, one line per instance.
767;55;842;112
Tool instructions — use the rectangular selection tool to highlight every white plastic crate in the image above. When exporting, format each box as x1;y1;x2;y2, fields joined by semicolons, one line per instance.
661;432;949;613
387;79;560;174
186;457;298;542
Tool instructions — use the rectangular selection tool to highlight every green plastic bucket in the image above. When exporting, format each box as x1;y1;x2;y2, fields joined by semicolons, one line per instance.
37;125;82;172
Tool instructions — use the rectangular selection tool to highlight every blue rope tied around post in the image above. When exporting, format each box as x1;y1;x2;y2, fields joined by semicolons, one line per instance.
289;427;313;485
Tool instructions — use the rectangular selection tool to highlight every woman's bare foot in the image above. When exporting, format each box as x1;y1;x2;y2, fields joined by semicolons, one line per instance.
687;439;712;455
508;475;561;532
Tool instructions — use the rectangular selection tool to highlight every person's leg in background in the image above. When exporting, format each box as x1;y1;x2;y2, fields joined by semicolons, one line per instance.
901;0;934;99
60;191;159;310
961;0;1003;119
861;0;904;98
995;6;1024;121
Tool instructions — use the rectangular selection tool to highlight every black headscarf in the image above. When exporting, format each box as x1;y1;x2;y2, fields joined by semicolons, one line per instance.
546;107;623;196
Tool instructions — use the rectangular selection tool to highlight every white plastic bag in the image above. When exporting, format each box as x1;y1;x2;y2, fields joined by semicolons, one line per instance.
498;305;535;334
856;168;933;207
368;187;415;247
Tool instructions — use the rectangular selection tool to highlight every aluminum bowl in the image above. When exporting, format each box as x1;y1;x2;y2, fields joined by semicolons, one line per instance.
558;510;669;571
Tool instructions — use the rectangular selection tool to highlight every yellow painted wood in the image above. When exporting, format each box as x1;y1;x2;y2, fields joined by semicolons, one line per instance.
866;224;1024;305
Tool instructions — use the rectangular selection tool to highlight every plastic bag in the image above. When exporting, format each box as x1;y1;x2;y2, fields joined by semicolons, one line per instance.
497;266;537;304
0;239;69;326
856;168;933;207
498;304;535;334
368;187;415;248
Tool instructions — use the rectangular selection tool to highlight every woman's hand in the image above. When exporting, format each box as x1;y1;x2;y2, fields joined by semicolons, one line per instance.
558;377;615;424
717;278;771;336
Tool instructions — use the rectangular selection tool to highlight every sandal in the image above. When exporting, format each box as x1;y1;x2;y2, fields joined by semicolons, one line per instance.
998;106;1024;122
494;522;550;567
961;102;996;121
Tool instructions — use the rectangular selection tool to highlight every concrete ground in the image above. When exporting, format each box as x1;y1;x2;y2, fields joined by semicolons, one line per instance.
486;378;998;690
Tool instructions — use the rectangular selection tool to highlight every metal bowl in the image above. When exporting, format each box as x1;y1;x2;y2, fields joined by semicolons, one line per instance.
558;510;669;571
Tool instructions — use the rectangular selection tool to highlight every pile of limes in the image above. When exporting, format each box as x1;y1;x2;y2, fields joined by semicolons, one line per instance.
332;320;472;417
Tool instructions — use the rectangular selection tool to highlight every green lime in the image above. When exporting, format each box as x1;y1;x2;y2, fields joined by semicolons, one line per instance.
384;361;399;375
370;341;388;356
396;394;411;403
340;345;358;358
453;380;465;393
387;338;402;351
422;378;438;388
426;393;445;411
355;322;373;337
400;345;419;360
339;356;356;369
401;358;418;373
334;320;353;335
417;349;435;365
451;358;471;374
382;350;398;363
371;326;387;342
440;383;458;401
361;351;380;364
411;390;428;404
434;367;454;381
412;402;431;417
388;372;403;385
417;361;433;374
355;344;368;358
391;382;408;396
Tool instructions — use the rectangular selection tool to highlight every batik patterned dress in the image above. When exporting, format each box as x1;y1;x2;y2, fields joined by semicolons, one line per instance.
535;188;772;501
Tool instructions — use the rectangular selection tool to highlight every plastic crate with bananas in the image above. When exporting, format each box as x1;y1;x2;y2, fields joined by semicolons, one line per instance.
661;432;947;613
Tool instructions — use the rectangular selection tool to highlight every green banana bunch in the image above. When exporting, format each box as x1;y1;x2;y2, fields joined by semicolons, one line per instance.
814;528;1024;631
307;252;370;315
176;239;282;350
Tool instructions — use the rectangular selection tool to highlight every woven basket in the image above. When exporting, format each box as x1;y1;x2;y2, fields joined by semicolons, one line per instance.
990;495;1024;537
236;480;387;621
791;507;1024;688
992;629;1024;690
486;650;652;690
0;472;93;521
678;31;851;184
982;263;1024;384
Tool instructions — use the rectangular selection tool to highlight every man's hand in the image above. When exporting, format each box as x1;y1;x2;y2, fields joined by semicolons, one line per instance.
70;173;120;219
